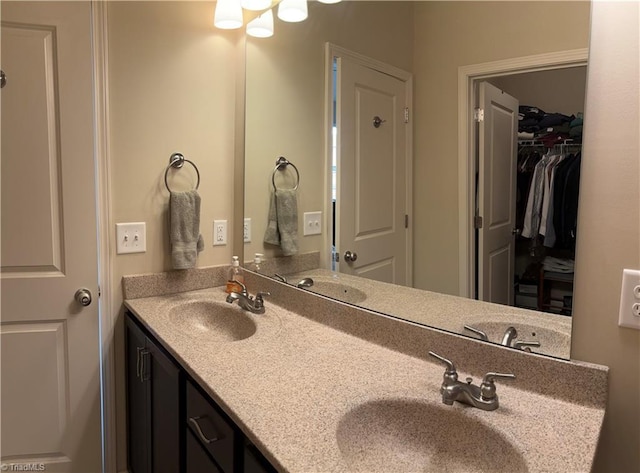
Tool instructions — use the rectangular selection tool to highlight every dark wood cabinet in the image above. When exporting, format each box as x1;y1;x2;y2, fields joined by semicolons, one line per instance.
126;314;181;473
125;310;276;473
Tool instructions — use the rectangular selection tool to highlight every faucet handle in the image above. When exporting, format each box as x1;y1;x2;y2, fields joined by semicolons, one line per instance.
463;325;489;341
233;279;248;296
480;372;516;401
428;351;458;382
255;291;270;302
513;340;541;351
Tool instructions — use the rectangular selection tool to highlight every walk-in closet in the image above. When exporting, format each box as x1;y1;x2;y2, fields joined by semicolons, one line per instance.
487;66;587;316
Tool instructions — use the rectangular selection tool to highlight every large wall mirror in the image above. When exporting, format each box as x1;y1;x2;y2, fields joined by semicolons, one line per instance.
244;1;591;360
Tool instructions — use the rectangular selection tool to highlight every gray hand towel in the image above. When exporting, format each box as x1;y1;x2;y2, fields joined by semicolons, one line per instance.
263;188;298;256
169;190;204;269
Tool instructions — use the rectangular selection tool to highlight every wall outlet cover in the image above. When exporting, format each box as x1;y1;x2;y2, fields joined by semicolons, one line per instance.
244;218;251;243
618;268;640;330
213;219;227;246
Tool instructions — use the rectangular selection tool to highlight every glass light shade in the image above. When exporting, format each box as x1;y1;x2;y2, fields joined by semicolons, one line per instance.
247;9;274;38
277;0;308;23
214;0;243;29
241;0;272;11
317;0;341;3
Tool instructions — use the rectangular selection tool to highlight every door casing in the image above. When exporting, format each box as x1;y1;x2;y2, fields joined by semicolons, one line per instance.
325;43;413;286
458;49;589;299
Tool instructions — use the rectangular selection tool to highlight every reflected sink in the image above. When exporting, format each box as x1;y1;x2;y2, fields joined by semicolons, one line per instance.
308;281;367;304
169;301;256;342
336;399;528;473
466;321;570;350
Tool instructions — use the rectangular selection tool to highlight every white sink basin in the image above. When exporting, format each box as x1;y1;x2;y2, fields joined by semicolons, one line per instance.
336;399;528;472
168;301;256;342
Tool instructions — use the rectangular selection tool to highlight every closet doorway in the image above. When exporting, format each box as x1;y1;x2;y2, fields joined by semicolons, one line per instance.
473;65;587;316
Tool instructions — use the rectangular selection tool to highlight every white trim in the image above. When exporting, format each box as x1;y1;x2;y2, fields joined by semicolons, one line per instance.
91;2;116;472
325;43;413;285
457;48;589;298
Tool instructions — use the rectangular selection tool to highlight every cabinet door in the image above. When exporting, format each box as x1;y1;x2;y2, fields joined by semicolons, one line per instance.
125;317;151;473
148;337;181;473
186;429;223;473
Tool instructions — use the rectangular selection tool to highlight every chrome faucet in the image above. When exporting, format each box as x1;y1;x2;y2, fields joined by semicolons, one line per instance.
428;351;515;411
225;280;270;314
464;325;541;352
296;277;314;288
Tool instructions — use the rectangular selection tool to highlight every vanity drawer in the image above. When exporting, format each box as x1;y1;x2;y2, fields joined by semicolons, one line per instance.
186;380;235;473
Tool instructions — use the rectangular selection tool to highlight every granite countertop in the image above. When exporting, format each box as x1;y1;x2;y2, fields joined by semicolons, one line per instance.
286;269;572;359
125;284;605;473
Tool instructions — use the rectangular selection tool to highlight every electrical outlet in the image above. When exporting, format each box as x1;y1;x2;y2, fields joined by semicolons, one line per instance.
116;222;146;254
213;220;227;246
243;218;251;243
303;211;322;236
618;269;640;329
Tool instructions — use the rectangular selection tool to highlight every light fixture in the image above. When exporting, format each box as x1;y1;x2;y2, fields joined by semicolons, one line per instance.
246;9;274;38
241;0;272;11
317;0;341;3
214;0;243;29
277;0;308;23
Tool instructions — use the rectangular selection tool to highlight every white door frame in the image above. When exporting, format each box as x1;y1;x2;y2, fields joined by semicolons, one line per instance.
324;43;413;285
91;2;117;472
457;48;588;299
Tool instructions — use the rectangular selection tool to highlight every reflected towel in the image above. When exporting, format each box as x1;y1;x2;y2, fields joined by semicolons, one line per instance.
263;189;298;256
169;190;204;269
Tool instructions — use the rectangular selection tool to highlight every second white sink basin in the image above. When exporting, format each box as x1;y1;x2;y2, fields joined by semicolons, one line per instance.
169;301;256;342
336;398;528;472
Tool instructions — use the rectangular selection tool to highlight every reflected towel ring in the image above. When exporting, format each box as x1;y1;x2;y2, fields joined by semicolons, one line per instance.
164;152;200;192
271;156;299;191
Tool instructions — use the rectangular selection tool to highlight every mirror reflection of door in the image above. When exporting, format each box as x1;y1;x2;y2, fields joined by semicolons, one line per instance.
332;50;412;286
476;82;519;305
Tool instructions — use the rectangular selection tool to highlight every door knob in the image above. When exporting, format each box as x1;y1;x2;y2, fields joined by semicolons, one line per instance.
75;288;92;306
512;228;521;236
344;251;358;262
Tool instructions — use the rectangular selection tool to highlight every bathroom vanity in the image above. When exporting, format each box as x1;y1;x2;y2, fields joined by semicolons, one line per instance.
123;267;608;473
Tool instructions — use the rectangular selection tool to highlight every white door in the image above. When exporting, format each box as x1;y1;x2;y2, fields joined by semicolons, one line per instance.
1;2;102;472
336;57;410;285
477;81;519;305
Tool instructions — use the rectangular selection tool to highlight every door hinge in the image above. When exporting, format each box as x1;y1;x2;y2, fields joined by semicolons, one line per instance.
404;107;409;123
474;108;484;122
405;214;409;228
332;252;340;262
474;215;483;229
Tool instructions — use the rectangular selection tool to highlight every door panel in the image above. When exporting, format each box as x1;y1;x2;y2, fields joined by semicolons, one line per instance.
0;2;102;471
477;82;518;305
337;58;409;285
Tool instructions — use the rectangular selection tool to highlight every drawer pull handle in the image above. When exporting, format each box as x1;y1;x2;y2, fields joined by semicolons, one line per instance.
189;416;220;444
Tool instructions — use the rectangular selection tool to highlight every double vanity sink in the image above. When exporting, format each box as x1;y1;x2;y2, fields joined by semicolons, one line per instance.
123;268;607;473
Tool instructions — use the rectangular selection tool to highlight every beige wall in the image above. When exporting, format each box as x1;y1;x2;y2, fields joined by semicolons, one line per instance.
244;1;414;263
489;66;587;117
412;1;590;295
107;3;240;470
572;1;640;471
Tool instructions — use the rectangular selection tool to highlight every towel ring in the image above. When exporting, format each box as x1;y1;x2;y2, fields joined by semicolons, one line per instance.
271;156;299;191
165;152;200;192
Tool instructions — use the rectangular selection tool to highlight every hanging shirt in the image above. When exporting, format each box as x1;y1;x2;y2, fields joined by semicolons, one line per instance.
522;152;552;238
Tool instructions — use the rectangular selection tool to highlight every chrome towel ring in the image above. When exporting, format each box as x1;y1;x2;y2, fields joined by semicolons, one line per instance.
164;152;200;192
271;156;299;191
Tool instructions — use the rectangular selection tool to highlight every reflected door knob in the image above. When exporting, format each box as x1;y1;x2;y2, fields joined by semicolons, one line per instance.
512;228;521;236
344;251;358;262
75;288;92;306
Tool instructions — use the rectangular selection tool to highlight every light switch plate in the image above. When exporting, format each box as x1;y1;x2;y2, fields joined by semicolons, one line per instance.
116;222;146;254
618;268;640;329
303;211;322;236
